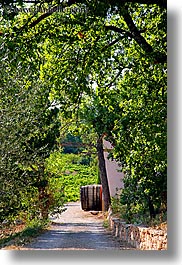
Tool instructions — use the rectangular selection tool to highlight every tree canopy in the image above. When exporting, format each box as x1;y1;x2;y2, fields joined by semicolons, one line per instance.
0;0;167;220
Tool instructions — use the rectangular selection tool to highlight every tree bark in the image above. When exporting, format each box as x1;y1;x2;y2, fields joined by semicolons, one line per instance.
148;197;156;219
96;135;111;211
38;186;50;219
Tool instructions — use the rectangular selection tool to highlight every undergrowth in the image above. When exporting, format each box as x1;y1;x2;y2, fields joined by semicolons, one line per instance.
110;195;167;227
0;218;49;249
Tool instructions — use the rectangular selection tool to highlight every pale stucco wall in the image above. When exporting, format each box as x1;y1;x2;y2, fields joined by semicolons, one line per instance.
103;139;124;197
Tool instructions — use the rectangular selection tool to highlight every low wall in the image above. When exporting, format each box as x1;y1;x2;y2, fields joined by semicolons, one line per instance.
108;216;167;250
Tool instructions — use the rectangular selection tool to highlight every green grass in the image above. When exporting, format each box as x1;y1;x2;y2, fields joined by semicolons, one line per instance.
0;219;49;249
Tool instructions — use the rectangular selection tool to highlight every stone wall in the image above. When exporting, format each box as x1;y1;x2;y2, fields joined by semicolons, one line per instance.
108;216;167;250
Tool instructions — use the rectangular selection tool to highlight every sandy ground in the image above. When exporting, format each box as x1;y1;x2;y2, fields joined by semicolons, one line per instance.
20;202;133;251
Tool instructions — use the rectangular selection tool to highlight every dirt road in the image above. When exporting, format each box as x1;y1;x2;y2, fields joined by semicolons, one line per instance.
22;202;133;250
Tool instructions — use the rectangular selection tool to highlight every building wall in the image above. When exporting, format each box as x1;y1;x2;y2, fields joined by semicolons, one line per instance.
103;139;124;197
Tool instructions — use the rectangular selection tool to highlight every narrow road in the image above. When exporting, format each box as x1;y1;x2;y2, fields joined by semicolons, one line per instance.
22;202;132;250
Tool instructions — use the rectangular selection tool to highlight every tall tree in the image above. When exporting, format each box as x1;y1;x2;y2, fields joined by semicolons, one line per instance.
0;0;167;216
0;32;63;220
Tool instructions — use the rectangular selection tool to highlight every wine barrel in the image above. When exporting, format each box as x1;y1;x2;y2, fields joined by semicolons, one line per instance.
80;185;102;211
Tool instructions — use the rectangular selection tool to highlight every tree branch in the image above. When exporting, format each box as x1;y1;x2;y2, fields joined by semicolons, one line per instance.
105;25;133;39
106;8;166;63
105;68;123;88
28;7;57;28
18;0;77;30
1;0;167;9
122;7;166;63
108;0;166;9
122;8;155;53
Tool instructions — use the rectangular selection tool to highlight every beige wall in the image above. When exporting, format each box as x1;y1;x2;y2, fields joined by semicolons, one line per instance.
103;139;124;197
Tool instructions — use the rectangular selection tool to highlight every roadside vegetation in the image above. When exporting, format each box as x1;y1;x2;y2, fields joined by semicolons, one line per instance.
0;218;49;249
0;147;99;248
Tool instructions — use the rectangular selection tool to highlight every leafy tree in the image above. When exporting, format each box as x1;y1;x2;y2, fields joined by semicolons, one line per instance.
0;0;167;217
111;60;167;220
0;31;63;221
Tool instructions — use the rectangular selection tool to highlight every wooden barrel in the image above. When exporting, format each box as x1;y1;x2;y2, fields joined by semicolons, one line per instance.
80;185;102;211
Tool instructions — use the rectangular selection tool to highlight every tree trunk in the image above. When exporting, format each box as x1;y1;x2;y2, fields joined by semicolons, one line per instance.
148;197;156;220
38;186;50;219
96;136;111;211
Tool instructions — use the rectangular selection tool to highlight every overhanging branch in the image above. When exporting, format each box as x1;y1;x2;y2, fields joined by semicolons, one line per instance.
122;8;154;54
17;0;77;31
108;0;166;9
105;26;133;39
1;0;167;9
106;8;166;63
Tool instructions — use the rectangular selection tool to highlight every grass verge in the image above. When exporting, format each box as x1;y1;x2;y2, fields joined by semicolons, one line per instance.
0;219;49;249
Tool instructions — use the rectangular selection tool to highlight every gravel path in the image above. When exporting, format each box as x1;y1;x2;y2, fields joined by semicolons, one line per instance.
22;202;131;250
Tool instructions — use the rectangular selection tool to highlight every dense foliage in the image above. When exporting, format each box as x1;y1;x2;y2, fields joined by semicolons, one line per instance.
0;47;63;221
0;0;167;222
112;62;167;221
